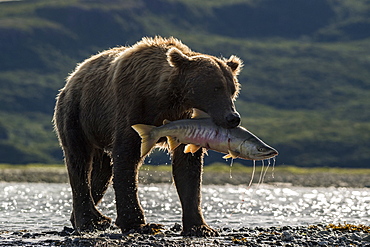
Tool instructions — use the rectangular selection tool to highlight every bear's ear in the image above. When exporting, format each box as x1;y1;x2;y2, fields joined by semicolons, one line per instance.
226;55;243;75
167;47;191;68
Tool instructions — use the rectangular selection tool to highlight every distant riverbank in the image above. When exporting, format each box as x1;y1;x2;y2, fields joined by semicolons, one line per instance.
1;164;369;187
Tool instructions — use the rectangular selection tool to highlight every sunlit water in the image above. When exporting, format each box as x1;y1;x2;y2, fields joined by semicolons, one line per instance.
1;182;370;232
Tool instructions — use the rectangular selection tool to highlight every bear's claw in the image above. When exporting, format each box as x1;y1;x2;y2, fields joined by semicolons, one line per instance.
121;223;165;235
182;225;219;237
72;213;112;233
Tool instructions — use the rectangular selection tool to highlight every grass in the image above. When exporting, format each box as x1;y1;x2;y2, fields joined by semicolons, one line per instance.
1;163;369;187
0;163;65;169
272;165;370;175
1;163;370;175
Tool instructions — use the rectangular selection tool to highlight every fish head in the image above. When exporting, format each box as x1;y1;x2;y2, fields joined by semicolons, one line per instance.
239;136;279;160
253;144;279;160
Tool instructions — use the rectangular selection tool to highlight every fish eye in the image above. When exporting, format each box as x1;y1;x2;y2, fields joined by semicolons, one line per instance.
258;147;265;152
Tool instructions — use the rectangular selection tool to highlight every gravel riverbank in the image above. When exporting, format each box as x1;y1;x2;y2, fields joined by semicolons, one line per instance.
1;223;370;246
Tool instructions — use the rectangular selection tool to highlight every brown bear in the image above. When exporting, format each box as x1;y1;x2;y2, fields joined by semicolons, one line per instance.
53;36;242;236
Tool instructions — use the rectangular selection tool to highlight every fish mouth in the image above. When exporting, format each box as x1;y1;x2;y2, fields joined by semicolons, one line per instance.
254;149;279;160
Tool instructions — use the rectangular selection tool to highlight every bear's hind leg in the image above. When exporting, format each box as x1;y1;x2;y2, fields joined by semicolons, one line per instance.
64;139;111;232
91;150;113;205
88;150;113;230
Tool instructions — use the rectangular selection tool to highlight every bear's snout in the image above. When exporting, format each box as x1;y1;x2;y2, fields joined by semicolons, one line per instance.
225;112;241;128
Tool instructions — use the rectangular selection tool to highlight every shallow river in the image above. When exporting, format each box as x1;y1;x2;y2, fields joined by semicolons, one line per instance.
1;182;370;232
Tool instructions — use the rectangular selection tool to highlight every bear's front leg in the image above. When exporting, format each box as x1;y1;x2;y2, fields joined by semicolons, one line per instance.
113;131;166;234
172;145;219;237
113;160;146;232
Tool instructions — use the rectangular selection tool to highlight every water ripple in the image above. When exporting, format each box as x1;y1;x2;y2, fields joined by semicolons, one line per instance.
1;182;369;231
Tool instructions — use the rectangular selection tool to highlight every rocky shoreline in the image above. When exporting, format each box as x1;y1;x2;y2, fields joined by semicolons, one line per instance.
1;223;370;246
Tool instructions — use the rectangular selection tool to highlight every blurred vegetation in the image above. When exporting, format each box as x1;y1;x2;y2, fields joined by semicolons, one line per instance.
0;0;369;167
2;163;370;176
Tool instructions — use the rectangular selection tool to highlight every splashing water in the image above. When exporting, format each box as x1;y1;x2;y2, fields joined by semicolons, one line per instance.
227;157;277;187
229;158;234;179
257;160;265;185
261;159;271;184
246;157;277;187
248;160;256;188
271;157;276;178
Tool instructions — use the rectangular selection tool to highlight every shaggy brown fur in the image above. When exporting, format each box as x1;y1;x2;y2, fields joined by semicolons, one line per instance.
53;36;242;236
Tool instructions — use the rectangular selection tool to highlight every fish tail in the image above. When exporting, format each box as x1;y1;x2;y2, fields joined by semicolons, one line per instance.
131;124;158;158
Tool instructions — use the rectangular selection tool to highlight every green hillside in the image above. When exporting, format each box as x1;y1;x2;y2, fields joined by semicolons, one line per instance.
0;0;369;167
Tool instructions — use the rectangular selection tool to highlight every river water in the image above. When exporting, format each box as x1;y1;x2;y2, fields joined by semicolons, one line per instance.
1;182;370;232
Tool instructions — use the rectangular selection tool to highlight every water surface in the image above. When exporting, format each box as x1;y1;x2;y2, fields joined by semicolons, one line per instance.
1;182;369;232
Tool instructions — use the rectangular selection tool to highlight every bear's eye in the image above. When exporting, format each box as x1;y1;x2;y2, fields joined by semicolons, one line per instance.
214;86;222;92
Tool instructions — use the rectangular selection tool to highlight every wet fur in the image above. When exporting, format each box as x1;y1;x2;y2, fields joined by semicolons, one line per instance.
53;36;242;236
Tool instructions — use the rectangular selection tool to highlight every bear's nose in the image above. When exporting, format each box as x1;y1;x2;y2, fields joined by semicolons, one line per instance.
225;112;241;128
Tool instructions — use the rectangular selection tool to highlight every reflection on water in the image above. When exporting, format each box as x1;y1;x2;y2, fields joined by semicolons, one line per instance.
1;182;370;231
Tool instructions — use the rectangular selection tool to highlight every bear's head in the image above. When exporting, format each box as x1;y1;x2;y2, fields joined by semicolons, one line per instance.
167;47;243;129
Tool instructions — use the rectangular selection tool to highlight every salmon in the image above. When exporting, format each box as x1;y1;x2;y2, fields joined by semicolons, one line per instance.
132;109;278;161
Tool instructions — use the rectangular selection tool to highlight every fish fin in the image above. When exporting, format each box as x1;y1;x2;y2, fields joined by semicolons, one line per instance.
163;119;171;125
191;108;210;119
222;154;232;159
167;136;181;151
131;124;157;157
222;150;240;159
184;144;201;153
